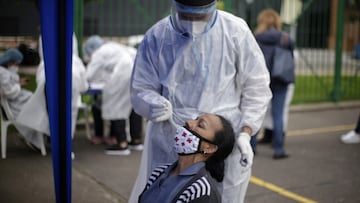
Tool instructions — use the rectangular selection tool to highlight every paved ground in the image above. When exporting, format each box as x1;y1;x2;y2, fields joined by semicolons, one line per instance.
0;102;360;203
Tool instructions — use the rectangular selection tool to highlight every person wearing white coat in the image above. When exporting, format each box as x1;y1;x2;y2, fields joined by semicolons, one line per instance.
84;36;143;156
129;0;272;202
0;48;45;150
16;35;89;154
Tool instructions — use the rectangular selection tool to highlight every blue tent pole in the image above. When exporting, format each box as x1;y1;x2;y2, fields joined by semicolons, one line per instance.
40;0;73;202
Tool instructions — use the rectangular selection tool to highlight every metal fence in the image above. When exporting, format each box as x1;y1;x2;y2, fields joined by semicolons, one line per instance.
76;0;360;104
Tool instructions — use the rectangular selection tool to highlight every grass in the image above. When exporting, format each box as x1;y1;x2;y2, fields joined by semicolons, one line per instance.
20;73;37;91
292;75;360;104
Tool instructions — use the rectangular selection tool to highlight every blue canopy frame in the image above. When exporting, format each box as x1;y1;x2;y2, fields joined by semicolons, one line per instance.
40;0;73;202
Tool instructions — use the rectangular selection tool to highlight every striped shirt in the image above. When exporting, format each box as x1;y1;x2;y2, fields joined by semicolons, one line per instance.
139;162;221;203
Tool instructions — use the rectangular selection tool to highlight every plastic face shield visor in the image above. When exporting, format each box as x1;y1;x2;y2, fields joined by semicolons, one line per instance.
171;0;217;37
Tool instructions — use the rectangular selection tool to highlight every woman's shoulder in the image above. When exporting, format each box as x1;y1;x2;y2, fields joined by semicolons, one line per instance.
149;163;172;177
255;29;282;44
145;163;172;186
174;169;220;203
0;66;13;80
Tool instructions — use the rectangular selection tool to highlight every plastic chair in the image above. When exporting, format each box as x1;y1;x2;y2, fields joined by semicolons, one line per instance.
0;94;46;159
78;101;92;140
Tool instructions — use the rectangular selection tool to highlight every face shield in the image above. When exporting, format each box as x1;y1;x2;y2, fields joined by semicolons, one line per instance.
171;0;217;37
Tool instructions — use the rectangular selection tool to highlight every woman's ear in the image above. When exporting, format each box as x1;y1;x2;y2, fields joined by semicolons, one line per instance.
205;144;218;154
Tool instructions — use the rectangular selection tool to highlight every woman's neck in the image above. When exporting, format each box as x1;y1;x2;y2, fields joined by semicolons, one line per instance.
170;155;204;176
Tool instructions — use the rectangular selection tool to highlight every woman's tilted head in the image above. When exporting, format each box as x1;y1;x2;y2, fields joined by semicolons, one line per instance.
175;114;235;182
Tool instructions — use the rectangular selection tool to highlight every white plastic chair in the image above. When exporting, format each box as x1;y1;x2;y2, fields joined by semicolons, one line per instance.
0;94;46;159
77;101;92;140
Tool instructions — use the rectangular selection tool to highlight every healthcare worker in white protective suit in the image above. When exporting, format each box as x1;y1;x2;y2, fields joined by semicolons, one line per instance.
83;36;143;155
129;0;272;202
0;48;45;150
16;34;88;149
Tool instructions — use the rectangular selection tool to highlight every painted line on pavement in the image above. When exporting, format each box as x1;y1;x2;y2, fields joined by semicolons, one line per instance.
287;124;355;137
251;124;355;202
250;176;318;203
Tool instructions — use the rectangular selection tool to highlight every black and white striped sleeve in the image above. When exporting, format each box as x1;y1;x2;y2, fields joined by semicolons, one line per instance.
144;164;171;190
175;176;214;203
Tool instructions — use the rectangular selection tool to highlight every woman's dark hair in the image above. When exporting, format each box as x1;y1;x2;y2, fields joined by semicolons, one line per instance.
205;115;235;182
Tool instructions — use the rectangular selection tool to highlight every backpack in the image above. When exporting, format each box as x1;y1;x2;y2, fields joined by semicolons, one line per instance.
271;33;295;84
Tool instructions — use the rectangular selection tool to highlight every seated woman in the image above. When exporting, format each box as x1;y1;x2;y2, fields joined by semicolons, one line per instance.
0;48;44;150
138;113;235;203
16;35;88;159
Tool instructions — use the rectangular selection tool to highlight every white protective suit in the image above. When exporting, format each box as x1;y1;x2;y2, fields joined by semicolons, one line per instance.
16;45;88;138
86;42;136;120
129;10;272;203
0;66;44;148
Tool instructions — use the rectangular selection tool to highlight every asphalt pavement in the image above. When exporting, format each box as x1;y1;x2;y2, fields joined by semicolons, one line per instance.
0;101;360;203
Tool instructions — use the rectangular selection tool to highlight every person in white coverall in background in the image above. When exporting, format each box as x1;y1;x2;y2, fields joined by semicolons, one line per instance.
0;48;45;150
16;34;88;159
83;35;143;156
129;0;272;202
